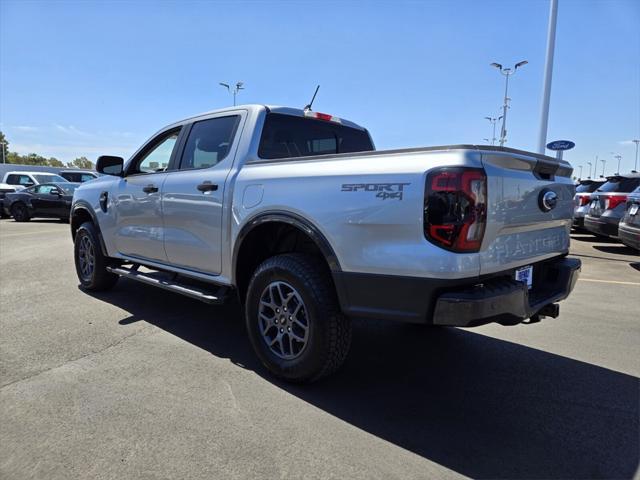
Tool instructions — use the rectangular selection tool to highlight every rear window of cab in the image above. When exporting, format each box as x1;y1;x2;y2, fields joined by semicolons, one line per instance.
258;113;374;160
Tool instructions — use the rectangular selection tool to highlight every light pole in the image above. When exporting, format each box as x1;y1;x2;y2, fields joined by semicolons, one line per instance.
0;141;6;164
577;165;583;179
633;139;639;171
614;154;622;174
537;0;559;153
587;161;592;179
484;115;503;146
600;159;606;177
491;60;528;147
219;81;245;106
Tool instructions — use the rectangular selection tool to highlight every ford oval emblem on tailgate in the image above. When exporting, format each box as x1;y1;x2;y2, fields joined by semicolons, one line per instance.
539;189;558;212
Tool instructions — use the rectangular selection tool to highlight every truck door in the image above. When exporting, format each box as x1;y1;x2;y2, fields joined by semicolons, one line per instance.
161;113;243;275
111;128;182;263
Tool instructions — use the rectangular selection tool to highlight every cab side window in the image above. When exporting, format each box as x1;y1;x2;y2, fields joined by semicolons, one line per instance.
130;130;180;175
179;116;240;170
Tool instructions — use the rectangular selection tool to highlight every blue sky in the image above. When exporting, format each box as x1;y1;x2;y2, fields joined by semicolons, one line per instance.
1;0;639;176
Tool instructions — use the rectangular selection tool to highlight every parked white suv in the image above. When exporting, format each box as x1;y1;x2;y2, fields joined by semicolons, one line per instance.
2;171;68;190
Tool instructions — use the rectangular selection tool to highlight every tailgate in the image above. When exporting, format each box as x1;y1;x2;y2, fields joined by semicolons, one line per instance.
479;151;574;275
623;196;640;226
587;193;605;218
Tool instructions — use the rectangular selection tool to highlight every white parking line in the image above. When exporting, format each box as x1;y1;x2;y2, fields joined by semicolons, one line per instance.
579;278;640;286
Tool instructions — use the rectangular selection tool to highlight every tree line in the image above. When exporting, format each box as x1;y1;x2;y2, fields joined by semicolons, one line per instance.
0;131;94;169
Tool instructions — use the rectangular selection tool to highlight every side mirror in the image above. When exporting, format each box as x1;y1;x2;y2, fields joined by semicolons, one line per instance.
97;155;124;176
50;188;62;196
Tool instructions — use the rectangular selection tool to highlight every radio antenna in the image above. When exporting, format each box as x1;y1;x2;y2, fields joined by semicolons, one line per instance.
303;85;320;111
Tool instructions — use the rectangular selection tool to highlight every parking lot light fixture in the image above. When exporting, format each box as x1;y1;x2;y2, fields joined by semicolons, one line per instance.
614;155;622;174
219;81;245;106
601;159;606;177
587;161;592;179
491;60;527;147
633;139;639;171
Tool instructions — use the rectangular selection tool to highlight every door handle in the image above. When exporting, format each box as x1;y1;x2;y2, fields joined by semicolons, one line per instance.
197;181;218;193
142;184;158;194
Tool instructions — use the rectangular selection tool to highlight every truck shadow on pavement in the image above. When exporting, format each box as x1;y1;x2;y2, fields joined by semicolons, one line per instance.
592;244;639;256
87;280;639;480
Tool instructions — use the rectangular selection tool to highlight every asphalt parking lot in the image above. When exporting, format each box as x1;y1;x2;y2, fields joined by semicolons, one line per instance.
1;219;638;480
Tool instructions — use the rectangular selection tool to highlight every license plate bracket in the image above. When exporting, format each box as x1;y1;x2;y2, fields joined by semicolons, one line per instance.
515;265;533;290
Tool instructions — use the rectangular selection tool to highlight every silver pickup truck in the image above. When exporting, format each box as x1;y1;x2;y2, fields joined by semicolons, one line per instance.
70;104;581;382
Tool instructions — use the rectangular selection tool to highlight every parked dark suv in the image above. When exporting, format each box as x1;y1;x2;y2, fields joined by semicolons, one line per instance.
573;178;606;229
584;173;640;238
618;186;640;250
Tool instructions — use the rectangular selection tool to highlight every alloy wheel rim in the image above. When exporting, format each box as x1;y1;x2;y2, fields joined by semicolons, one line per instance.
258;281;309;360
78;235;95;281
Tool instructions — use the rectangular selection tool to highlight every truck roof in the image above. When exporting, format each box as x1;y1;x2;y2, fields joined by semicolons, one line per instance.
175;104;367;131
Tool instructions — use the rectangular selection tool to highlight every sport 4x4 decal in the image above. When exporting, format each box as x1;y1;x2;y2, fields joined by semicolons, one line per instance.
341;182;410;200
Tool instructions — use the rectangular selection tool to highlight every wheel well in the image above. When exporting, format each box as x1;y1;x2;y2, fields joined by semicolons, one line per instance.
235;221;334;302
70;208;93;241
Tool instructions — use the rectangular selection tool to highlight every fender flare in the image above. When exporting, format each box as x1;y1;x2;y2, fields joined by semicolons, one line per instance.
232;210;342;283
70;201;108;256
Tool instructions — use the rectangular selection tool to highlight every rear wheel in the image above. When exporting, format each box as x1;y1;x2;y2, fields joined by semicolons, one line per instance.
245;253;352;383
74;221;119;291
11;203;30;222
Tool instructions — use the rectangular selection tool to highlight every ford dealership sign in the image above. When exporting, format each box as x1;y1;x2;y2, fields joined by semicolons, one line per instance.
546;140;575;151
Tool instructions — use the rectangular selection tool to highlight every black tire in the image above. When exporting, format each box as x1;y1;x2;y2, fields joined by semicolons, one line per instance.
245;253;352;383
11;203;30;222
74;221;119;291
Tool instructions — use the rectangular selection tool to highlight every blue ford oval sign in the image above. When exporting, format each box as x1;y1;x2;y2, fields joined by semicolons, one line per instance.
546;140;575;151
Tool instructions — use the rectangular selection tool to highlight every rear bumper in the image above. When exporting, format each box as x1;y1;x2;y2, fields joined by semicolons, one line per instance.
432;257;581;327
584;215;619;237
333;256;581;327
618;223;640;250
572;217;585;228
573;205;589;221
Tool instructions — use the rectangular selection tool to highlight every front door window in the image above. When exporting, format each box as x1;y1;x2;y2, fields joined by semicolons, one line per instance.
131;132;179;174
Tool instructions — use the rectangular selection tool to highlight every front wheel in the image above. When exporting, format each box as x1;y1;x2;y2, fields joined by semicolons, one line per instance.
11;203;30;222
74;221;119;291
245;253;352;383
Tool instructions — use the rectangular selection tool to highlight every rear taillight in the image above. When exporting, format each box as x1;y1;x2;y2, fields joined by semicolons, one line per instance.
424;168;487;252
578;195;590;206
604;195;627;210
